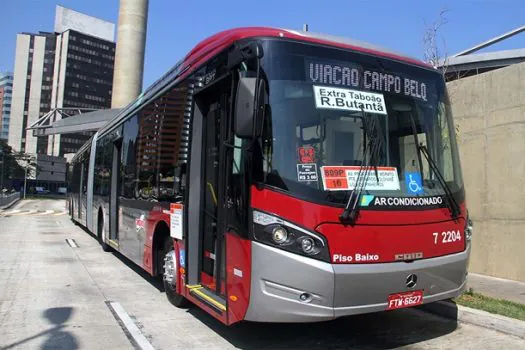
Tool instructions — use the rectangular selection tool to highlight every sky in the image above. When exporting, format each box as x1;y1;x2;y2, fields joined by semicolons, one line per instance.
0;0;524;88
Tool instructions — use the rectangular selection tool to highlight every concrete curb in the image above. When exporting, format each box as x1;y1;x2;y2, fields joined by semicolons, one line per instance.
419;301;525;339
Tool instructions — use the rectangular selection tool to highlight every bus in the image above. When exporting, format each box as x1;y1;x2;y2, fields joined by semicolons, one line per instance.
68;27;472;325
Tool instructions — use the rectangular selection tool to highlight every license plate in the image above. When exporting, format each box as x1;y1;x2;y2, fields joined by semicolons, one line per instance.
387;290;423;310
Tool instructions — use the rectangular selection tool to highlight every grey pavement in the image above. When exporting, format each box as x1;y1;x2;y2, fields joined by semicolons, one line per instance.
467;272;525;304
1;199;525;349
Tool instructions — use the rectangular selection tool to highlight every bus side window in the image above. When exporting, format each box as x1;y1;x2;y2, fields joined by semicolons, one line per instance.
228;135;248;232
232;136;242;175
132;81;189;202
120;115;139;199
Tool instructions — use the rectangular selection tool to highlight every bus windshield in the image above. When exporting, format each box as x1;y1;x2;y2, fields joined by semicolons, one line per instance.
255;39;463;207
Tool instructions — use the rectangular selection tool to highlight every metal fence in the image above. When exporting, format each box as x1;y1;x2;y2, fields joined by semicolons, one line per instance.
0;192;21;208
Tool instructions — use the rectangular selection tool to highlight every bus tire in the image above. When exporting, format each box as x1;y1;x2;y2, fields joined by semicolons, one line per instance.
98;211;111;252
162;238;188;308
70;202;76;223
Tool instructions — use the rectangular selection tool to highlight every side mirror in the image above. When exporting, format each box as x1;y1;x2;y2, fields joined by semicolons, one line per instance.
234;76;257;139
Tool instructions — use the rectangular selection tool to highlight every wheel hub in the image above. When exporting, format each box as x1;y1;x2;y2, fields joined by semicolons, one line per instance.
163;250;177;285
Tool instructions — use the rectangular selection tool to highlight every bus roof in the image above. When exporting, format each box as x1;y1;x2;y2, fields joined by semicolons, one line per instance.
183;27;431;70
98;27;432;138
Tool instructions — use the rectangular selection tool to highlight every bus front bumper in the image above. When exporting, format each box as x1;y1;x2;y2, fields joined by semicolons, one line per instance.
244;242;469;323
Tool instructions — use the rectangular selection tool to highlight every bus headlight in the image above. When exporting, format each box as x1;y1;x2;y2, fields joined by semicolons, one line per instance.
465;214;473;241
300;237;315;254
272;226;288;244
252;210;330;262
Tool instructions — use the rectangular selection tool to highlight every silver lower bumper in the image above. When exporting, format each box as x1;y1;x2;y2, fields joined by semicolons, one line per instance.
244;242;470;323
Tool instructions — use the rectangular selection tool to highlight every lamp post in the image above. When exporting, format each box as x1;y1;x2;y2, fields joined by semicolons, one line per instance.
21;154;34;200
0;149;4;196
23;160;28;199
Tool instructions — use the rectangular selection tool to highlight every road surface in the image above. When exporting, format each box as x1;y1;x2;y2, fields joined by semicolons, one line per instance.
1;199;524;349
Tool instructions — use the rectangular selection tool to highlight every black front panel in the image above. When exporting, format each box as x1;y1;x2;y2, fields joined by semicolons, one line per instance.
202;103;221;277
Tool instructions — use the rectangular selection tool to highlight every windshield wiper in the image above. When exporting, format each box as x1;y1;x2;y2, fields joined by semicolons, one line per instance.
339;111;384;225
418;144;460;218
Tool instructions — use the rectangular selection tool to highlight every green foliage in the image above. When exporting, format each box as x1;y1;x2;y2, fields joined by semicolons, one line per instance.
455;290;525;321
0;140;26;183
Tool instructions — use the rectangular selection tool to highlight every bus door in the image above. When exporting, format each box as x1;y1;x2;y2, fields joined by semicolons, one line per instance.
80;151;90;224
191;75;232;308
109;139;122;248
78;161;83;220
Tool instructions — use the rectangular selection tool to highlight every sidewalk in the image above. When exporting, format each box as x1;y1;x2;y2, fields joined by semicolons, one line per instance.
467;272;525;304
419;272;525;339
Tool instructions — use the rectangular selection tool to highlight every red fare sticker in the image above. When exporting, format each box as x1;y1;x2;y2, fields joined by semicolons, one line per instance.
321;166;349;190
298;146;315;163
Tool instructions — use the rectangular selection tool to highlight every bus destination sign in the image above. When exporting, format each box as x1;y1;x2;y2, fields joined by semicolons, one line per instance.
306;59;429;102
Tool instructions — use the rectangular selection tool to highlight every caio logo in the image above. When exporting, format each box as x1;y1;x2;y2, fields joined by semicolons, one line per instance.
394;252;423;261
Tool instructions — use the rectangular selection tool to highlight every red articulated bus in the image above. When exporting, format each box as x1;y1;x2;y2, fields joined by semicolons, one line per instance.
68;27;472;325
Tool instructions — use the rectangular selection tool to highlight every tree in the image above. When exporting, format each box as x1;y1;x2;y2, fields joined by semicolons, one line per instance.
0;140;26;187
0;140;39;190
14;151;39;179
423;8;449;73
422;8;461;142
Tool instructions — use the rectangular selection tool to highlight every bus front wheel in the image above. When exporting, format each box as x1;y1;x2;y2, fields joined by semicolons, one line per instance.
162;239;188;308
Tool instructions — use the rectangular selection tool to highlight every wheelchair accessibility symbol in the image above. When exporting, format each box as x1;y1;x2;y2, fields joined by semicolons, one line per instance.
405;172;423;195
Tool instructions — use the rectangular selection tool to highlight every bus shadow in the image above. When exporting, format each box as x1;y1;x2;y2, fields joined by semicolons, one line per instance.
77;223;165;292
109;250;164;292
188;305;458;349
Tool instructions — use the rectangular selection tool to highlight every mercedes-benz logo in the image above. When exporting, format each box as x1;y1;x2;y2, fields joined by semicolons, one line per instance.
406;274;418;288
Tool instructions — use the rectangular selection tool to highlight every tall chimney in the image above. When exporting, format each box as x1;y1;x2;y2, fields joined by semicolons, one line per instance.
111;0;149;108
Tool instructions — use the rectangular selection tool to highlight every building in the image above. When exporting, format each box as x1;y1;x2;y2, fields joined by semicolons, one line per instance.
440;26;525;282
442;25;525;82
35;154;67;182
8;5;115;158
0;73;13;140
9;31;57;154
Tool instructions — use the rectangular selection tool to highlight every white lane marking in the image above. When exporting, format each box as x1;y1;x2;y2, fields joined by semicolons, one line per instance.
36;210;54;216
2;209;21;215
108;301;155;350
53;210;68;216
65;238;79;248
10;210;37;216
